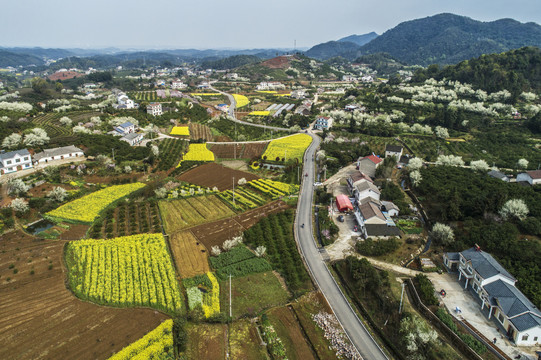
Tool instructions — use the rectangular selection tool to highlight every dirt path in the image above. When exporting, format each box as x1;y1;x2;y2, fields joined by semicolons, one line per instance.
323;163;357;186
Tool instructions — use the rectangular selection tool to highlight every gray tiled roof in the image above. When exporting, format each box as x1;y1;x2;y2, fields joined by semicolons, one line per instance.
385;145;403;153
33;146;83;161
121;133;142;141
365;224;401;237
461;248;515;281
487;170;507;180
0;149;30;163
445;252;460;261
509;312;541;332
355;180;380;195
483;280;541;325
359;202;385;221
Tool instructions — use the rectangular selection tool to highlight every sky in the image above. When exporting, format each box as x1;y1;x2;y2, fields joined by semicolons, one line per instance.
2;0;541;50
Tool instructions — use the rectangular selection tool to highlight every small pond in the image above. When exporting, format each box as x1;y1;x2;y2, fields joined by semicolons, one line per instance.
26;219;55;235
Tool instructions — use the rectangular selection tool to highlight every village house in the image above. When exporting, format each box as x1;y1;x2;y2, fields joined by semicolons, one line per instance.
171;79;187;89
256;81;285;91
116;92;135;109
33;145;84;164
225;73;238;80
313;116;333;130
516;170;541;185
444;247;541;346
352;179;381;204
147;102;163;116
357;154;383;178
342;75;356;82
216;104;229;112
381;200;400;217
120;133;144;146
385;145;403;159
0;149;33;175
115;121;137;135
290;89;306;99
487;170;510;182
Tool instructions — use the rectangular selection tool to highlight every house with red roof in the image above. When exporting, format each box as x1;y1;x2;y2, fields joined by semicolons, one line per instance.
517;170;541;185
357;154;383;178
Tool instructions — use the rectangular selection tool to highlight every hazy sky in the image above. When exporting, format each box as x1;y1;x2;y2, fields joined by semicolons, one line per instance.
2;0;541;49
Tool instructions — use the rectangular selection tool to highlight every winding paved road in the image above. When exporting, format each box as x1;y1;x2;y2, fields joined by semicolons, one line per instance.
296;132;388;360
209;85;293;132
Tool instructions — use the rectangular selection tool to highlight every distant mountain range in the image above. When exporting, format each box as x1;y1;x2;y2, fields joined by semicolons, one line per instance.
337;32;379;47
305;13;541;65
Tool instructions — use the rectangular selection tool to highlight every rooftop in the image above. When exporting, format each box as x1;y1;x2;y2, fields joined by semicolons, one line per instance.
461;247;516;281
365;224;401;237
487;170;507;179
33;146;83;161
359;202;385;221
0;149;30;162
355;180;380;195
361;154;383;165
385;145;403;153
526;170;541;179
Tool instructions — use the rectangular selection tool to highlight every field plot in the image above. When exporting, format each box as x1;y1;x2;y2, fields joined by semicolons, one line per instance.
157;138;186;171
179;143;215;164
233;94;250;108
177;162;259;191
208;142;269;159
189;122;213;141
46;183;146;223
0;231;167;360
262;134;312;162
183;323;227;359
170;125;190;136
267;306;316;360
191;200;289;250
169;231;210;278
229;320;268;359
32;113;73;138
159;195;235;233
183;272;220;318
109;319;173;360
131;91;158;101
65;234;183;314
220;271;289;318
210;245;272;279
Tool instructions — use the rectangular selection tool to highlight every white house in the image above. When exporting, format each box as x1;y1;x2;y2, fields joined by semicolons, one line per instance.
171;79;187;89
147;102;162;116
353;179;381;204
256;81;285;91
359;202;386;225
290;89;306;99
313;116;333;130
516;170;541;185
120;133;144;146
381;200;400;217
357;154;383;178
342;75;356;82
117;93;135;109
33;145;84;164
361;75;374;82
0;149;33;175
385;145;403;159
444;247;541;346
115;122;136;135
226;73;238;80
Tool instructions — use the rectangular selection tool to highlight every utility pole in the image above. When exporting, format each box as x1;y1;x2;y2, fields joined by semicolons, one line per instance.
285;150;287;162
232;176;235;206
297;166;299;184
229;273;232;318
399;281;406;314
112;148;115;161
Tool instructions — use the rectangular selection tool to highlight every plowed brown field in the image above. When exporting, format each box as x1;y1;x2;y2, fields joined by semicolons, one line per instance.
0;231;167;360
169;231;210;278
189;123;213;141
208;142;268;160
177;162;259;191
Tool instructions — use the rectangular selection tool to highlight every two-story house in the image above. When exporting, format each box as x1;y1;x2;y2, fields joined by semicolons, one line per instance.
115;121;136;135
0;149;33;175
444;247;541;346
357;154;383;178
147;102;162;116
313;116;333;130
352;179;381;204
385;145;403;160
516;170;541;185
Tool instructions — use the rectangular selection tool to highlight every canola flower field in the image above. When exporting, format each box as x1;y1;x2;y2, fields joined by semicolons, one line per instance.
46;183;146;223
262;134;312;162
65;234;183;314
108;319;174;360
248;111;270;116
170;126;190;136
184;272;220;318
248;179;299;199
179;143;215;164
233;94;249;108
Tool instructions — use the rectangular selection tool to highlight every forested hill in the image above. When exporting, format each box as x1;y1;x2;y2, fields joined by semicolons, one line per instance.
200;55;262;70
411;46;541;94
358;13;541;66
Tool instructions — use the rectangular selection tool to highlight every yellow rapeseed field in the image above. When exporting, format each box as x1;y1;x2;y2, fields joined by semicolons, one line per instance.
233;94;249;108
170;126;190;136
248;111;270;116
262;134;312;162
179;143;215;164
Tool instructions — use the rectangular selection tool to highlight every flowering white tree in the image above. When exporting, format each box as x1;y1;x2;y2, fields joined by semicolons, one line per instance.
408;157;424;171
154;187;167;199
11;198;29;213
48;186;68;202
238;177;247;185
2;133;22;149
434;126;449;139
436;155;464;167
8;178;29;196
470;159;489;172
410;170;422;187
431;223;455;245
517;158;529;170
211;246;221;256
500;199;529;221
0;101;33;112
0;116;10;123
400;316;438;354
109;116;138;127
23;128;50;146
151;144;159;157
73;125;91;134
223;235;243;251
59;116;72;127
255;246;267;257
123;165;132;173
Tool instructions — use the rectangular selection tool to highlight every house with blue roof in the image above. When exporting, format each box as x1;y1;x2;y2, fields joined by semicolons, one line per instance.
114;121;136;135
444;247;541;346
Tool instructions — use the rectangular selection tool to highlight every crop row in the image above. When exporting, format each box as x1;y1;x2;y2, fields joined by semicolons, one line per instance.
109;319;174;360
157;138;186;171
65;234;183;314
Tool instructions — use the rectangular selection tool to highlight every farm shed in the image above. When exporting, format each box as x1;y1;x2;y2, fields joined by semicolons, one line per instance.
335;195;353;212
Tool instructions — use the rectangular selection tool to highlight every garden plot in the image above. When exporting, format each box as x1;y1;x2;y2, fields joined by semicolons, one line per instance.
189;123;213;141
208;142;269;159
229;320;268;359
183;323;227;359
169;231;210;278
0;231;167;360
158;195;235;233
177;162;259;191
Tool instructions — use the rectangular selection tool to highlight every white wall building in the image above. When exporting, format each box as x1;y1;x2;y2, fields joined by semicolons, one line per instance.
0;149;33;175
147;102;162;116
314;116;333;130
33;145;84;164
516;170;541;185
